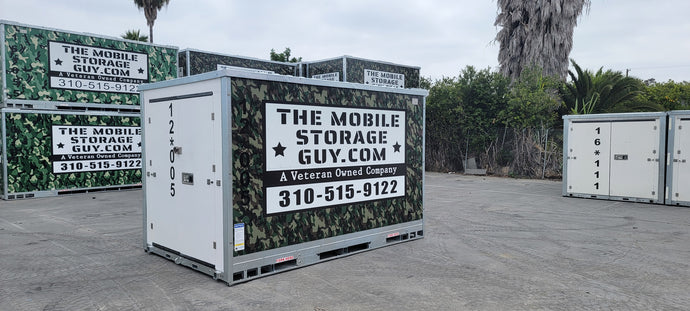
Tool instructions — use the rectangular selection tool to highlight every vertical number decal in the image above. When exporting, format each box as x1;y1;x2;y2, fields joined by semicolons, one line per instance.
169;103;176;197
593;126;602;191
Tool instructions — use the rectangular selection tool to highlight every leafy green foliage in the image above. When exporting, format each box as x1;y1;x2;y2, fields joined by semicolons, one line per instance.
639;80;690;111
270;47;302;63
499;66;563;128
425;66;509;171
562;59;648;114
121;29;148;42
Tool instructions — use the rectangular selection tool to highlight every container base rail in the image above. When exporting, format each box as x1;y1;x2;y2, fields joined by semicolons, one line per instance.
2;184;142;200
145;221;424;286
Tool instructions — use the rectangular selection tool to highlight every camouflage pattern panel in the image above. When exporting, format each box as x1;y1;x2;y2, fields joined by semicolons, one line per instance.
178;50;188;77
346;58;421;88
231;78;424;256
306;58;344;82
3;111;141;194
187;50;297;76
2;23;177;106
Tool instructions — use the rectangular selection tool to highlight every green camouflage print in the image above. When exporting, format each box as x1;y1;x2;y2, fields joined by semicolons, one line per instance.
231;78;425;256
2;110;141;195
178;51;188;76
306;58;344;81
2;22;177;106
346;58;421;88
182;50;297;77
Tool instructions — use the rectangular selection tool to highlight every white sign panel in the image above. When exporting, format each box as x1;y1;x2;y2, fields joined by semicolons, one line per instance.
51;125;142;173
364;69;405;89
264;103;406;214
311;72;340;81
48;41;149;94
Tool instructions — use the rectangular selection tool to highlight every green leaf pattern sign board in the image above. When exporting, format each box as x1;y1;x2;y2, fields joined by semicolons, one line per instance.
2;22;177;106
180;50;297;77
1;110;141;197
307;57;421;88
230;77;424;256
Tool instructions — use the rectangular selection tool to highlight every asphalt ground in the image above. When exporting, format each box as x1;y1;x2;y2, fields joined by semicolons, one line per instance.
1;172;688;310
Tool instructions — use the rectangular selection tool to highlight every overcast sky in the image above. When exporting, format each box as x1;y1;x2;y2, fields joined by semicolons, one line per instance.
1;0;689;82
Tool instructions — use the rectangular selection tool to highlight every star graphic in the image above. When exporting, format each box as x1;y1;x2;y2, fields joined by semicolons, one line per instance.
273;143;286;157
57;142;65;149
54;58;63;66
393;141;401;152
594;150;600;156
138;68;144;74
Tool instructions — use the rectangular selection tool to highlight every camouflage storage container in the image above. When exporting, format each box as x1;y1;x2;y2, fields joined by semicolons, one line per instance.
1;108;142;200
178;49;298;77
0;20;178;110
139;69;427;285
305;55;421;89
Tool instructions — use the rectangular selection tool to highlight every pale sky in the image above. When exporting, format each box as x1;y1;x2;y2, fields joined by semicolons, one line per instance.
1;0;689;82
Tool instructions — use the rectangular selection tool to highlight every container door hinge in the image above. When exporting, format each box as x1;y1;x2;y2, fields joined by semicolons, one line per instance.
211;113;215;120
213;241;217;249
212;164;216;172
216;180;221;186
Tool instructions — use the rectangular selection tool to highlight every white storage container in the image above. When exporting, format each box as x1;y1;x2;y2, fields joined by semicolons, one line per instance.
666;110;690;206
139;69;427;285
563;112;667;203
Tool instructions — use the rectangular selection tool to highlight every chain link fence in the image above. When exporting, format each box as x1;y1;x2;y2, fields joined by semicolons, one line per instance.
426;127;563;179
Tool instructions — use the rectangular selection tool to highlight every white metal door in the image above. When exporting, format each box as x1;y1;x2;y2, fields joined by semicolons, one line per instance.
609;120;660;199
144;83;222;267
672;118;690;202
566;121;611;196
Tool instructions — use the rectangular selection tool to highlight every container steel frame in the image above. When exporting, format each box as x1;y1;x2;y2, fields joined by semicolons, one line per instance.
139;69;427;285
562;112;668;204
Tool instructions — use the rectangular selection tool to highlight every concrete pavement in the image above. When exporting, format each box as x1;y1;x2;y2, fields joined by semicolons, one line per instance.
1;173;688;310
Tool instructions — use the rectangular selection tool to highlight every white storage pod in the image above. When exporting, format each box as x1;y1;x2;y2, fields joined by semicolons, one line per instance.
666;110;690;207
563;112;667;203
139;69;427;285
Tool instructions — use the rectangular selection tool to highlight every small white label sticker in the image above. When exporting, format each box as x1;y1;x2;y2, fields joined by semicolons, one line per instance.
233;223;245;251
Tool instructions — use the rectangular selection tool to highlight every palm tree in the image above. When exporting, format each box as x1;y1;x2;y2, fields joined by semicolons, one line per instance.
121;29;149;42
133;0;170;43
562;60;651;114
495;0;591;82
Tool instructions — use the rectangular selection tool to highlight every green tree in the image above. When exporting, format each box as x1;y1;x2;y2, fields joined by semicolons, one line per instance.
495;0;591;81
121;29;149;42
562;60;650;114
497;66;564;177
270;48;302;63
639;80;690;111
499;66;563;129
425;66;509;171
133;0;170;43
